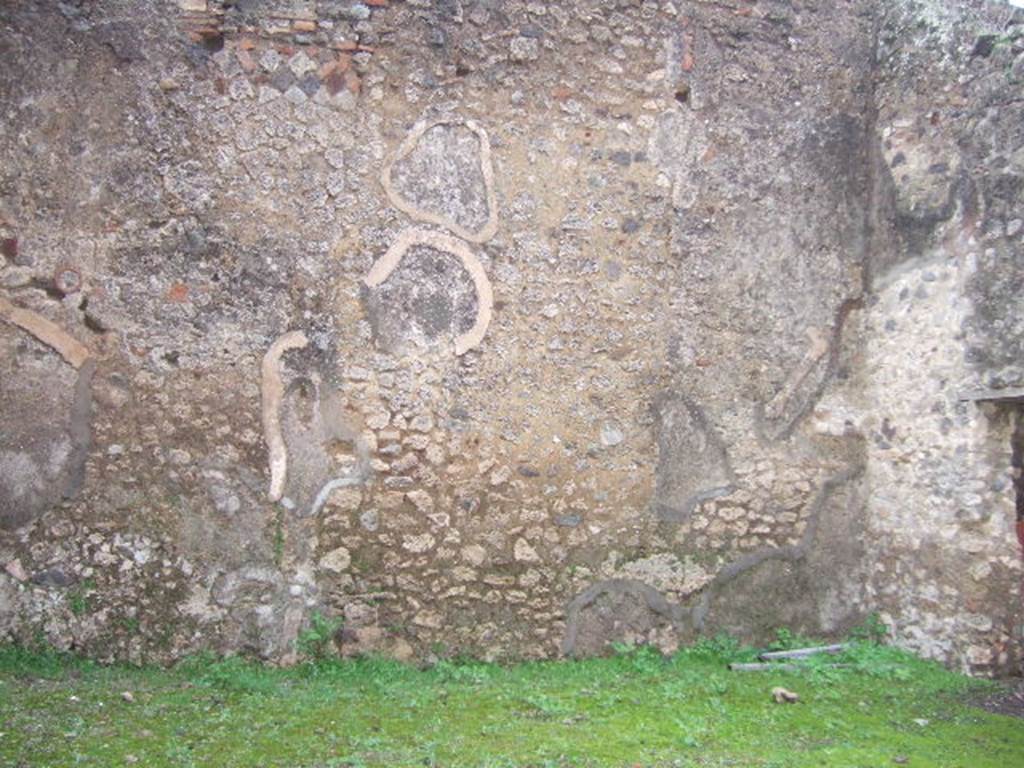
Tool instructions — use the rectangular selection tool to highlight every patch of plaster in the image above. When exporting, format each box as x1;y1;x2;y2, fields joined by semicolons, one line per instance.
690;464;865;631
0;575;17;635
0;295;91;368
561;578;684;656
652;395;734;521
381;117;499;243
64;359;96;499
310;476;363;517
364;228;493;356
261;330;309;501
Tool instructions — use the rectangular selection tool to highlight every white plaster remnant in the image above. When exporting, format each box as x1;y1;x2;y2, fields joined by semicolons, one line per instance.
364;228;494;355
261;330;308;501
381;117;499;243
0;295;91;368
309;475;364;517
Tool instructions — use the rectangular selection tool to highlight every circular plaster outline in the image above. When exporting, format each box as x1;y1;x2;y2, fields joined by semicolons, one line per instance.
381;117;499;244
363;228;493;356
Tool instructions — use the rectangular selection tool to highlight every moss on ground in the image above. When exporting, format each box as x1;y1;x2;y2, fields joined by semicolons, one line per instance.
0;639;1021;767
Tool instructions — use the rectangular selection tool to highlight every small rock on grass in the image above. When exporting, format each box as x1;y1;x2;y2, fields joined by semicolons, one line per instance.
771;686;799;703
121;691;134;703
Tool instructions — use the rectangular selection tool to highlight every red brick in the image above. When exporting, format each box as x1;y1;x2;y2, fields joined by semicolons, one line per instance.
1;238;17;260
345;70;361;95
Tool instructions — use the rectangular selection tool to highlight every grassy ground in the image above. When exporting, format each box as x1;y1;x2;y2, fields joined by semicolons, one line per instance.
0;637;1021;768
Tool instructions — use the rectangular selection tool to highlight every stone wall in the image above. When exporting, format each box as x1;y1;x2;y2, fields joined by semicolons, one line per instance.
858;0;1024;674
0;0;1021;674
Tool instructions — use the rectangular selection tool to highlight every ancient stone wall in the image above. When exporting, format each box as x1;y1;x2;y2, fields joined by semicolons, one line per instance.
857;0;1024;674
0;0;1021;674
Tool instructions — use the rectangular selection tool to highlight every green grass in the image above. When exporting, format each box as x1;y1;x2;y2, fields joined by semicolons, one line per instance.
0;638;1021;767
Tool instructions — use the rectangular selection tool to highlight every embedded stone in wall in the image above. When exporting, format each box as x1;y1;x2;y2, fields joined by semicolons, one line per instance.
382;118;498;243
319;546;351;574
212;566;291;659
651;395;733;522
562;579;682;657
363;228;493;356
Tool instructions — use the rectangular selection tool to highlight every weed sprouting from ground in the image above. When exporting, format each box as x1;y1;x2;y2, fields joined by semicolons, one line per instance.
0;643;87;680
177;652;280;696
0;634;1019;767
296;610;343;663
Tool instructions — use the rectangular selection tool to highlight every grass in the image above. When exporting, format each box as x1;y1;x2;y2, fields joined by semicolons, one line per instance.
0;637;1021;767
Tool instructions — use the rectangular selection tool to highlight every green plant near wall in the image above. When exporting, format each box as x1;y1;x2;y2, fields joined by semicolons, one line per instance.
115;615;141;635
767;627;806;651
67;578;96;617
272;508;285;567
850;611;889;644
296;611;343;662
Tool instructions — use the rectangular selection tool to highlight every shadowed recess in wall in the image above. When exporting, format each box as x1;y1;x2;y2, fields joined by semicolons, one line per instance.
0;298;94;530
561;465;867;656
280;377;372;515
562;579;685;657
651;394;734;522
692;468;868;638
757;297;864;442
